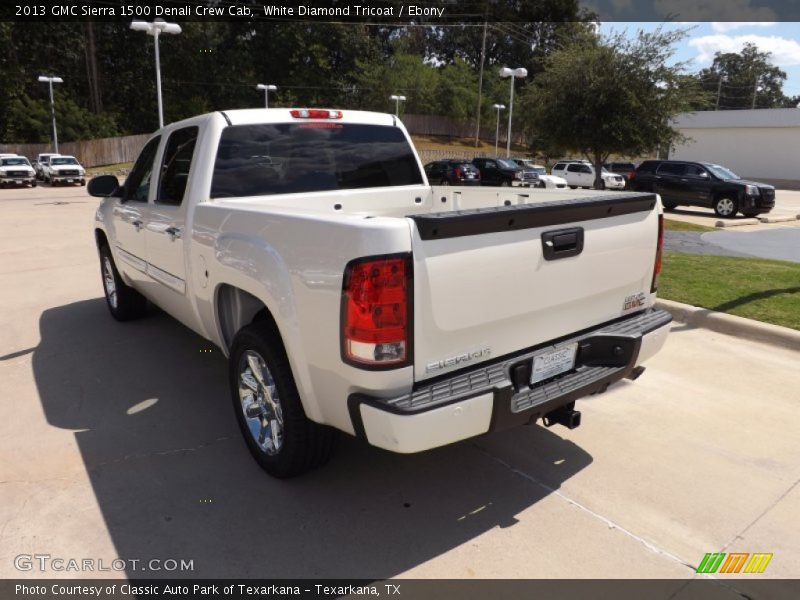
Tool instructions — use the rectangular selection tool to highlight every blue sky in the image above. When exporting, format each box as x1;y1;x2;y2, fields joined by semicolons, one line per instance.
601;22;800;98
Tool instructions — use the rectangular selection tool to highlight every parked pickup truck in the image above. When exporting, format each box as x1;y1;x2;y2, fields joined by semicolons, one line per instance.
89;108;671;478
44;155;86;186
0;155;37;187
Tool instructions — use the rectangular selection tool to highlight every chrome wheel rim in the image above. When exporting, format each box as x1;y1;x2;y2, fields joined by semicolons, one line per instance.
238;350;284;456
103;257;118;309
717;198;735;216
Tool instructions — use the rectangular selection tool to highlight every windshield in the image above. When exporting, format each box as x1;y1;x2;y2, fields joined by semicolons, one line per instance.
706;164;739;180
496;158;518;169
211;123;423;198
531;166;546;175
1;158;30;166
51;157;79;166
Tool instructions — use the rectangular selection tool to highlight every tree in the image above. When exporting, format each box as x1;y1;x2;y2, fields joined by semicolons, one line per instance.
521;28;702;188
695;43;787;110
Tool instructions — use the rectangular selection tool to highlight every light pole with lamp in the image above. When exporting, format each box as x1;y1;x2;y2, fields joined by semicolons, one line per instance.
492;104;505;157
499;67;527;157
130;18;182;128
38;75;63;153
256;84;277;108
389;94;406;116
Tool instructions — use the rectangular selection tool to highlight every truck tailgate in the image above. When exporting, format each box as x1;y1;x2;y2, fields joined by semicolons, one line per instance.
409;193;660;382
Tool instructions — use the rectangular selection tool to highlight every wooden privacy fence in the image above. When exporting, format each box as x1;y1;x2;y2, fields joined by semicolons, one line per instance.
402;113;529;146
0;134;149;168
0;114;524;168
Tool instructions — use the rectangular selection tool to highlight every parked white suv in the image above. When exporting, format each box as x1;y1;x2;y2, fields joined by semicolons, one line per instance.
552;161;625;190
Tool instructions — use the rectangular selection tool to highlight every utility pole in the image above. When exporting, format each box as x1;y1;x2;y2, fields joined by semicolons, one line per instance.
751;74;759;109
715;76;723;110
473;18;488;147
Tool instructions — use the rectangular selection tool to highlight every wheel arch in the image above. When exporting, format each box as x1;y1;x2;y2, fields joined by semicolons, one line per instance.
94;228;109;249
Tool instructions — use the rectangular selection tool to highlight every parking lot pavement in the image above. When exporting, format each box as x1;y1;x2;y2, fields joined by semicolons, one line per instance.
1;185;799;588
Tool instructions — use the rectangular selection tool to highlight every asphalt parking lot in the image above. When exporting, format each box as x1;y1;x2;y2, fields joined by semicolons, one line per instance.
1;185;799;594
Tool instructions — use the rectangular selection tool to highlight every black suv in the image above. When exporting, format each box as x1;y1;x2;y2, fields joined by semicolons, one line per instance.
629;160;775;218
471;157;528;186
424;160;481;185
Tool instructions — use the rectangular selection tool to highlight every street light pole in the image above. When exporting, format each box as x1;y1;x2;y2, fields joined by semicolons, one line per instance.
256;84;277;108
499;67;527;157
389;94;406;116
38;75;63;153
492;104;505;157
130;19;182;128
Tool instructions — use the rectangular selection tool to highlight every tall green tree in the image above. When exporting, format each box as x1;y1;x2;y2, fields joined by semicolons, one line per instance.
695;43;787;110
521;28;702;188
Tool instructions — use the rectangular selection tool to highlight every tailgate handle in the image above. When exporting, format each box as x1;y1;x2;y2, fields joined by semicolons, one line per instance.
542;227;584;260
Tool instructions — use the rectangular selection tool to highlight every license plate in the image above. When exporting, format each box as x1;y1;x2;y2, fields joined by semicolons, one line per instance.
65;179;73;183
530;343;578;384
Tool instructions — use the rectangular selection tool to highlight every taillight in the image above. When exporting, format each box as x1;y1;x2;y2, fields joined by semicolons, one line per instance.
342;254;412;369
628;170;637;180
651;214;664;293
290;109;343;119
454;167;462;178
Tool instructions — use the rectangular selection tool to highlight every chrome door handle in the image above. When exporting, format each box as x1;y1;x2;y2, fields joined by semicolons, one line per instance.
165;226;182;241
132;219;143;231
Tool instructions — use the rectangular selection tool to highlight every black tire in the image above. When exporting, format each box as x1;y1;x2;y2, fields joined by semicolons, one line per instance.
230;321;336;478
98;244;148;321
713;195;739;219
440;179;450;186
599;180;606;190
569;185;577;189
662;200;678;211
538;181;546;189
500;180;510;187
31;181;37;188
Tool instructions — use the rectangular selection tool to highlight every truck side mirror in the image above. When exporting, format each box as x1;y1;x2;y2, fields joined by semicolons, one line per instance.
87;175;121;198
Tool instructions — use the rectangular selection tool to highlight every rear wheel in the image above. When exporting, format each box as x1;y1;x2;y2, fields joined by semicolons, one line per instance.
99;244;148;321
230;321;336;478
713;196;738;219
500;180;510;187
569;185;577;190
662;200;678;211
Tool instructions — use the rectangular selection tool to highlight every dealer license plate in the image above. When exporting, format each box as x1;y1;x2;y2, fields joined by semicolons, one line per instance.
530;343;578;384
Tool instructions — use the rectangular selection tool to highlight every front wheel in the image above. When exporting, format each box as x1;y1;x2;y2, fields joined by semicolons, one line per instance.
713;196;738;218
662;201;678;211
538;181;546;189
99;245;148;321
230;321;336;478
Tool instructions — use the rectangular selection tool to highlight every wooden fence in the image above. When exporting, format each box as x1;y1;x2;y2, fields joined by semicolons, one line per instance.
0;113;524;168
0;134;149;168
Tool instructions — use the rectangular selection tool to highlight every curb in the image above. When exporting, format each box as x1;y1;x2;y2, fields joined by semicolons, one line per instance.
714;218;759;228
656;298;800;351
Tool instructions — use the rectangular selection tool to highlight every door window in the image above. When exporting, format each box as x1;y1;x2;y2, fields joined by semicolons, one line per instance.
656;163;686;176
158;126;198;206
124;136;161;202
684;164;708;178
567;164;584;172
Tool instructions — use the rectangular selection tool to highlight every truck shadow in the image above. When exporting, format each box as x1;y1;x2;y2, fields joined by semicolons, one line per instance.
32;299;593;579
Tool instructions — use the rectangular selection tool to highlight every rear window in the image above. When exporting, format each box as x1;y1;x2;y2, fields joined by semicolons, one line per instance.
211;123;423;198
636;161;660;173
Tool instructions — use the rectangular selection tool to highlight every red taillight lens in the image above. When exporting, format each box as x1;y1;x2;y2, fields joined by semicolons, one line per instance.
628;170;637;180
290;109;343;119
342;255;411;368
454;167;462;178
651;214;664;292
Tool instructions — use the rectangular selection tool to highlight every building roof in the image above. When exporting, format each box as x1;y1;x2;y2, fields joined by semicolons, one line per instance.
673;108;800;129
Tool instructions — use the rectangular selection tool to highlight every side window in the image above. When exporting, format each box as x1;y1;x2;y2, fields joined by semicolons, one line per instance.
484;160;496;168
158;126;198;206
656;162;685;176
125;136;161;202
567;164;582;172
685;164;707;178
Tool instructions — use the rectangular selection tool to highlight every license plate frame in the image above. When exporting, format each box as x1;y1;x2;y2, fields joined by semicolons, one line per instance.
530;343;578;384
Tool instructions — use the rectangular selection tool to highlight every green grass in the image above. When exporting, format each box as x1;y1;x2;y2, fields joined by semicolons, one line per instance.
86;162;132;175
659;252;800;330
664;219;716;233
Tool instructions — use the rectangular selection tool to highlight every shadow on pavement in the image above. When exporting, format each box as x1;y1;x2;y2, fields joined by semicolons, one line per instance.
33;299;592;579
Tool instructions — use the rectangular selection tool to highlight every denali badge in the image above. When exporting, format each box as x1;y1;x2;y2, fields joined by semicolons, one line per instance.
426;346;491;373
623;292;647;311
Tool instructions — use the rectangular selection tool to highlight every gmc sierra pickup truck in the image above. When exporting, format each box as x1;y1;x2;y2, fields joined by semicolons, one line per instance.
89;108;671;478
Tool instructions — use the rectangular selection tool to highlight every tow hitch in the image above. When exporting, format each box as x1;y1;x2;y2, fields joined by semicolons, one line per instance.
543;403;582;430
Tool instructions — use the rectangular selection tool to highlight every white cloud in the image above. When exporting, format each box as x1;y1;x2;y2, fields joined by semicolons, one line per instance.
710;22;776;33
653;0;776;22
688;34;800;67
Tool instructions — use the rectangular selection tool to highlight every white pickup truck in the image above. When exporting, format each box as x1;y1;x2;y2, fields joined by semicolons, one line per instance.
89;108;671;478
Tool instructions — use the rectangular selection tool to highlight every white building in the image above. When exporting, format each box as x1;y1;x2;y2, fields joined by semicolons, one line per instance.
671;108;800;189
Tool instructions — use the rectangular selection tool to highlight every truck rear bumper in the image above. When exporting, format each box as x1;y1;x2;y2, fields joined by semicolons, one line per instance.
348;308;672;453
